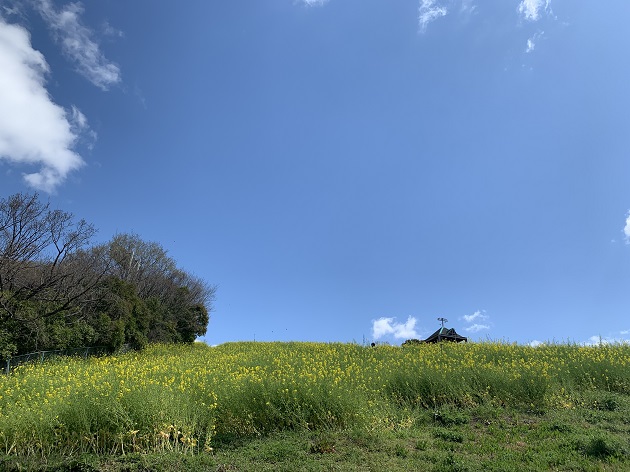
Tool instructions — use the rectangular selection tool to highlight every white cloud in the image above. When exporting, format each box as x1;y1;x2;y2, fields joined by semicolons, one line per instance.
300;0;330;6
101;20;123;38
463;310;488;323
69;104;97;148
0;16;87;192
585;335;630;346
518;0;551;22
525;31;544;53
2;4;23;18
623;211;630;243
587;335;605;346
35;0;121;90
464;323;490;333
461;310;491;333
525;38;535;53
71;105;86;127
372;316;419;340
585;335;610;346
417;1;479;32
529;340;543;347
418;0;448;32
621;329;630;335
459;0;476;15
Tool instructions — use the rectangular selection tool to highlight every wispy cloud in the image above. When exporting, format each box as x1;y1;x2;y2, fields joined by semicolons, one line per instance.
299;0;558;46
462;310;488;323
464;323;490;333
372;316;419;340
518;0;551;22
2;3;24;19
0;16;87;192
525;31;543;53
418;0;448;32
35;0;121;90
623;211;630;243
299;0;330;6
69;104;97;148
101;20;123;38
461;310;491;333
525;38;535;53
459;0;476;16
584;333;630;346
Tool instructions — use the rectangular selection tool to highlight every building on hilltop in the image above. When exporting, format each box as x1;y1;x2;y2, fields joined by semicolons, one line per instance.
401;317;468;346
422;326;467;343
422;317;467;343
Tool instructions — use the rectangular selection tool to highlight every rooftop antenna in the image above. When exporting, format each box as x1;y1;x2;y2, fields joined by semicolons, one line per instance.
437;317;448;329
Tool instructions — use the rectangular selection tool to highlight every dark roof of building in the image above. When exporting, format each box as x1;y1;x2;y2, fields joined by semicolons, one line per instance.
423;326;467;343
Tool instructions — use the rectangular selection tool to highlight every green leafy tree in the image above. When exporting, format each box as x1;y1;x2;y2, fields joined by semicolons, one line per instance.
0;193;105;354
0;194;215;356
95;234;215;344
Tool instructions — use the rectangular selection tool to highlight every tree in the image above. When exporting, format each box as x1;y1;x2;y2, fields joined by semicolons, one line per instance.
94;233;215;344
88;277;149;350
0;194;215;356
0;193;105;354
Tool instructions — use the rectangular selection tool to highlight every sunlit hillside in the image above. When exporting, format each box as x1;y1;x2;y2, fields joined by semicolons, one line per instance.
1;341;628;470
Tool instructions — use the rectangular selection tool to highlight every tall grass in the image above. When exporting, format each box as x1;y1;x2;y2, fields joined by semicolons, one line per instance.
0;341;628;457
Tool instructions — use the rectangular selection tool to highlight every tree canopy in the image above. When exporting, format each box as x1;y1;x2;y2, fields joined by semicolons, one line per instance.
0;193;215;357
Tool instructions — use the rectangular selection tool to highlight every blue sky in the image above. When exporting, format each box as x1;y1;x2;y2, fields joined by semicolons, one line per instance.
1;0;629;346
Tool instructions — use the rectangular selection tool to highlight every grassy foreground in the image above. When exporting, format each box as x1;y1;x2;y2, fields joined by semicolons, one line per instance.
0;341;628;471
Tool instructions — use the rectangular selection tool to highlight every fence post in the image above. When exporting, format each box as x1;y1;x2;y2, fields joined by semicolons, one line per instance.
4;359;9;375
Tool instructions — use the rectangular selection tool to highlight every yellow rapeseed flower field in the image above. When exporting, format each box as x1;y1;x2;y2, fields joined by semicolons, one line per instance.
0;341;628;457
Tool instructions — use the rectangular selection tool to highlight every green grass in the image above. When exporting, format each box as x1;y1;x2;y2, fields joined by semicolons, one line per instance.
0;341;629;470
2;400;629;471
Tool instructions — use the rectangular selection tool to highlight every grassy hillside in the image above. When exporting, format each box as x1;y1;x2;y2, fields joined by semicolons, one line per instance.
0;341;628;471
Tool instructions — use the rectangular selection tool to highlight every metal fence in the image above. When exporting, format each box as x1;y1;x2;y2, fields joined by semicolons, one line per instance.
2;345;113;374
